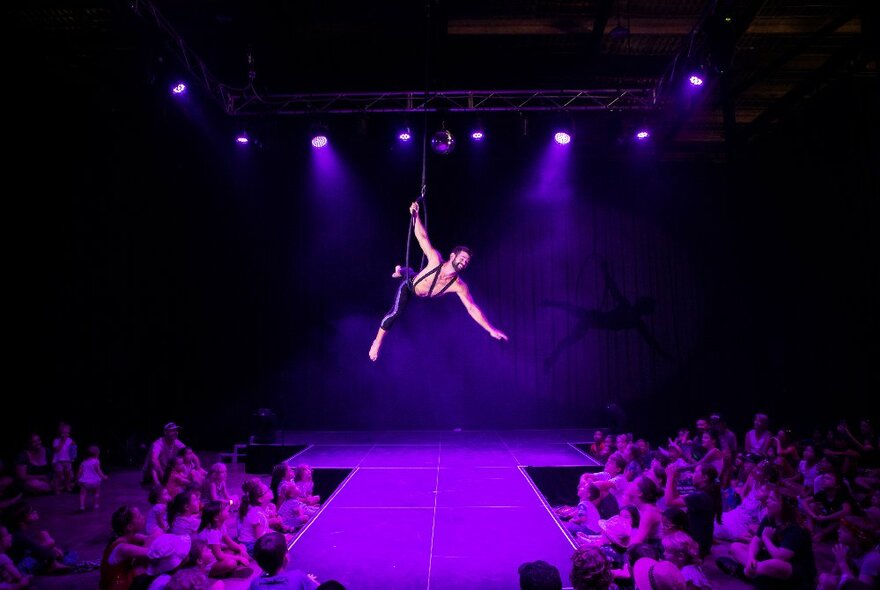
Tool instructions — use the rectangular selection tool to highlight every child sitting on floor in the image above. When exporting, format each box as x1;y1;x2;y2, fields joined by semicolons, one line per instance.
250;532;318;589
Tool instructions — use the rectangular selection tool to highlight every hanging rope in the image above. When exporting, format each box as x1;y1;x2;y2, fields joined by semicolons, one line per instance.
402;0;435;275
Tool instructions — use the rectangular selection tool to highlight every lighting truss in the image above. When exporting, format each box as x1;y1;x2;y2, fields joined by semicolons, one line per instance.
226;89;657;116
132;0;657;117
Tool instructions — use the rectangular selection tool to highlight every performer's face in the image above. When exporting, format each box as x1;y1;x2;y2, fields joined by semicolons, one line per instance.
451;251;471;272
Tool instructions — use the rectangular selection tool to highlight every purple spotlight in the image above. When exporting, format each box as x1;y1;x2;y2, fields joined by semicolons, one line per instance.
311;135;328;149
235;134;249;145
554;132;571;145
398;130;412;142
635;129;651;141
471;131;484;141
171;83;187;95
688;74;705;87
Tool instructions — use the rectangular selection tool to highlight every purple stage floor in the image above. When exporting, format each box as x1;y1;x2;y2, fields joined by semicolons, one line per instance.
281;430;600;590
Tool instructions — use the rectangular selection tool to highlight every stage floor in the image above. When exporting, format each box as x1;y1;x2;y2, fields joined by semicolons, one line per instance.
281;429;601;590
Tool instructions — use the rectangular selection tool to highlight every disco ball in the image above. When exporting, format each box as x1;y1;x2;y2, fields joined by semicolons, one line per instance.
430;130;456;155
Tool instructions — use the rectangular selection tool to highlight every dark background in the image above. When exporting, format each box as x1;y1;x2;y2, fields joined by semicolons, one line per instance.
5;2;878;463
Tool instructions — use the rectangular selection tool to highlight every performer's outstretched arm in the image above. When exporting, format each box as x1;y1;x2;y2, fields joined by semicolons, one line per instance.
410;202;441;263
456;282;508;341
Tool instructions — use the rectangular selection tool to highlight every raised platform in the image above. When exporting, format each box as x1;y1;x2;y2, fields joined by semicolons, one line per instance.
282;429;600;589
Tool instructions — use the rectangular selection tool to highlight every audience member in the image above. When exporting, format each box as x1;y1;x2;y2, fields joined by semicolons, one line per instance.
518;559;562;590
249;532;318;589
146;486;171;535
1;502;70;574
0;525;32;589
51;422;76;494
13;435;51;495
633;558;686;590
168;490;202;537
664;464;721;558
744;414;772;458
569;545;613;590
99;506;149;590
78;445;109;511
196;501;251;578
718;488;816;590
662;532;710;589
144;424;186;488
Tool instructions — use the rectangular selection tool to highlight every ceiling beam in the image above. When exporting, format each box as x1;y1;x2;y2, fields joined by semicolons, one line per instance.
445;15;859;36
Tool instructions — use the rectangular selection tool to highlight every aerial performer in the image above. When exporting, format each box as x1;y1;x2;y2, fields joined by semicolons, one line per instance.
369;201;508;361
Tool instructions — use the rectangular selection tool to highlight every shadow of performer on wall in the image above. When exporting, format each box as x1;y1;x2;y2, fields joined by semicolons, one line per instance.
543;261;673;372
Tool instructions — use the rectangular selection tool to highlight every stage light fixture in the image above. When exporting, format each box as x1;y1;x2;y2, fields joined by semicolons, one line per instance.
309;123;329;149
235;133;249;145
554;131;571;145
635;129;651;141
398;128;412;142
688;74;705;87
171;83;187;95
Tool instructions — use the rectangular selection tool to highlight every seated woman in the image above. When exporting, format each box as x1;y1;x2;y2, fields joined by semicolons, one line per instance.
622;477;663;550
99;506;150;590
13;435;51;496
664;463;723;558
718;487;817;590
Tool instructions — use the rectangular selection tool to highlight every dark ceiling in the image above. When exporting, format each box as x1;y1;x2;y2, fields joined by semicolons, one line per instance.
11;0;875;156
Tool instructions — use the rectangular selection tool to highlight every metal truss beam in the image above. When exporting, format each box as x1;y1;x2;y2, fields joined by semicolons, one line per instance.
131;0;657;117
227;88;657;116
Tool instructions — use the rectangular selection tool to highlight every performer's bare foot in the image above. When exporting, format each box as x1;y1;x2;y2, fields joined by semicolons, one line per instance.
392;265;402;278
369;328;387;361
